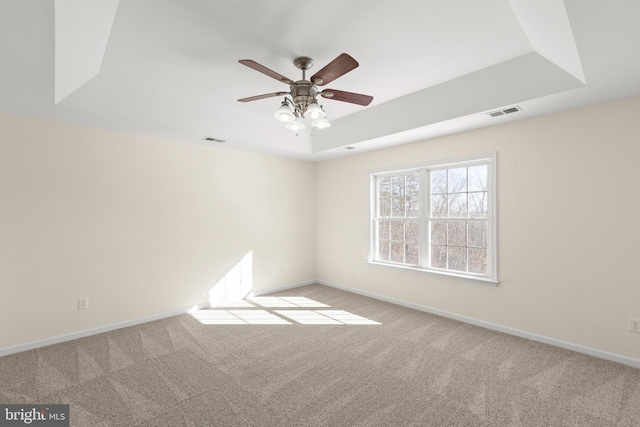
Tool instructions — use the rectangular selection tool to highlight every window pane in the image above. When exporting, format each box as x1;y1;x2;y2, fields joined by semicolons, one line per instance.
392;196;405;217
431;221;446;245
469;248;487;274
431;170;447;194
406;173;419;196
468;165;488;192
392;176;404;196
448;246;467;271
390;221;404;241
431;195;447;217
379;196;391;217
378;240;389;261
406;196;419;217
406;243;418;265
406;220;419;243
448;168;467;193
448;193;468;217
431;245;447;269
468;192;487;217
447;221;466;246
378;220;389;241
390;242;404;263
379;176;391;196
468;222;487;248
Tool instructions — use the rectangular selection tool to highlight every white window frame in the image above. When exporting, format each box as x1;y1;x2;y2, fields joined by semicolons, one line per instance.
368;153;498;284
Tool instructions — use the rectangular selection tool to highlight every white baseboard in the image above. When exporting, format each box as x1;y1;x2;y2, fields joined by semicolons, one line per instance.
252;279;316;296
0;302;210;358
0;279;317;357
5;278;639;370
316;280;640;369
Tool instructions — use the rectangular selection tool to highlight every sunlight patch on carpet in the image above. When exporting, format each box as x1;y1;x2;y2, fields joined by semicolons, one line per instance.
190;295;380;325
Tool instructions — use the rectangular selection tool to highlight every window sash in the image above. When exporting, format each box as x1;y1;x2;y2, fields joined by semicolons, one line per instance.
426;218;490;276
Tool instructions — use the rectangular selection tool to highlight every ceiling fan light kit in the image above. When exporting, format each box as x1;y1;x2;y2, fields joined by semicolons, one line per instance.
238;53;373;131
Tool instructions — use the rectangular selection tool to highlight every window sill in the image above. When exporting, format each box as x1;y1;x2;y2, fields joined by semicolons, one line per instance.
366;261;499;285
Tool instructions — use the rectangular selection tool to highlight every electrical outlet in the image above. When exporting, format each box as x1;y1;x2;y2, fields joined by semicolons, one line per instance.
630;317;640;333
78;298;89;310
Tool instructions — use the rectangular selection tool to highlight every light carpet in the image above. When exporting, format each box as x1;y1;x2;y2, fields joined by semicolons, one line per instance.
1;284;639;426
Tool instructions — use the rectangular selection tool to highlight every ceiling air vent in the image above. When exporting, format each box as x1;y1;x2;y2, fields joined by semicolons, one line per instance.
487;106;522;117
203;137;225;143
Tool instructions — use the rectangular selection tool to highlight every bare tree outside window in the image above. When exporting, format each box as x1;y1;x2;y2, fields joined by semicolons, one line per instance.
375;172;420;266
429;165;488;275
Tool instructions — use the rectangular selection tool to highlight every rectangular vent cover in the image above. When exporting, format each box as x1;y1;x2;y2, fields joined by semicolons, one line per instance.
487;106;522;117
203;137;225;143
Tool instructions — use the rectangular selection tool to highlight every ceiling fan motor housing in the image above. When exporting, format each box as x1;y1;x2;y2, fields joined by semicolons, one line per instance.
291;80;318;117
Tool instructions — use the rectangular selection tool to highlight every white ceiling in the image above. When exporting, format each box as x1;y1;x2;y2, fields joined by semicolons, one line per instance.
1;0;640;161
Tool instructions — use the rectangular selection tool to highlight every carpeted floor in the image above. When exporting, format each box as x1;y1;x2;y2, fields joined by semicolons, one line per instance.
1;284;639;426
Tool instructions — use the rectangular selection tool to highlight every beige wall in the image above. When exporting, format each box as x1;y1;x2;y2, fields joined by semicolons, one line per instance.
3;95;640;360
0;113;316;349
316;95;640;360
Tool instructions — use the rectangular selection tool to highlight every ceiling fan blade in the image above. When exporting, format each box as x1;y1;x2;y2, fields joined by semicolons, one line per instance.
238;92;289;102
239;60;294;85
311;53;359;86
321;89;373;106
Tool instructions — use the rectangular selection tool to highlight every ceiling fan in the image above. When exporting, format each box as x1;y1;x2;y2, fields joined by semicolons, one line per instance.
238;53;373;130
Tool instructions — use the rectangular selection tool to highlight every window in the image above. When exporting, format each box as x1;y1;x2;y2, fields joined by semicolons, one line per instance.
370;154;497;282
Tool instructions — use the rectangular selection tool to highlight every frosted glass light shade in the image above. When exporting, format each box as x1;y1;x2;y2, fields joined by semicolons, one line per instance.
285;118;305;131
274;102;295;122
311;117;331;129
303;101;325;120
